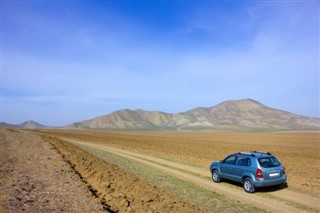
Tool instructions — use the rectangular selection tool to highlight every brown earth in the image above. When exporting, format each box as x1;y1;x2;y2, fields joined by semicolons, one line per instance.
0;129;205;213
38;130;320;194
0;128;103;212
3;128;319;212
25;129;320;212
42;135;204;213
65;140;319;212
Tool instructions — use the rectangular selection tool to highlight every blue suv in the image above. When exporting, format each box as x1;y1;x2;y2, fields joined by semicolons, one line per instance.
210;151;287;193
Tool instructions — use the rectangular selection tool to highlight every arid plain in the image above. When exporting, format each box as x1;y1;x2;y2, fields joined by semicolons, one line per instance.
38;130;320;193
2;128;319;212
33;129;320;212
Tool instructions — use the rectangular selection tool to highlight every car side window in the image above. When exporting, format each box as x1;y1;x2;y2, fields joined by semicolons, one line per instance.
236;157;251;166
223;155;237;165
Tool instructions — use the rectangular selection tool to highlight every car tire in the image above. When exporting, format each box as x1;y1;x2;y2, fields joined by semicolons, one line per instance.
211;170;221;183
243;178;255;193
277;182;287;189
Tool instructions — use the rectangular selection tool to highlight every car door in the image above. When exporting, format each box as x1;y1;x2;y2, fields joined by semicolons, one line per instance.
232;156;251;182
220;155;237;180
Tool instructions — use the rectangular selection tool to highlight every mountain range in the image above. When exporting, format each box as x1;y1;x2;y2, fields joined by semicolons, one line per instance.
68;99;320;131
1;99;319;131
0;120;48;129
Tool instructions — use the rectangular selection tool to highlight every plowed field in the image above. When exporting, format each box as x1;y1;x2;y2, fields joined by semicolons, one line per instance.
36;130;320;194
1;129;204;213
0;129;103;212
3;128;320;212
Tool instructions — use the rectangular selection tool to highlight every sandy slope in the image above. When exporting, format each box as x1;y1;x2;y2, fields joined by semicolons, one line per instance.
68;139;320;213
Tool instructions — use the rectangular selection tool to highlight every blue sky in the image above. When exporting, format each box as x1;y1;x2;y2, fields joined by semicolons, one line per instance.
1;1;319;126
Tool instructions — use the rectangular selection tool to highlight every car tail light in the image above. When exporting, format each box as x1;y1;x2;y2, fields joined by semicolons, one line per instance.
256;168;263;178
283;166;286;174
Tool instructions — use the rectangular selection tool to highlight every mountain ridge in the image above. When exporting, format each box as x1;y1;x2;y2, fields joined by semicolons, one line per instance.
69;99;320;131
1;120;48;129
19;120;47;129
2;99;319;131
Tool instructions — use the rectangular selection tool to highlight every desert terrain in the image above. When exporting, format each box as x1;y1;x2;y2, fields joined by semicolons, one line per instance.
0;129;103;212
1;128;319;212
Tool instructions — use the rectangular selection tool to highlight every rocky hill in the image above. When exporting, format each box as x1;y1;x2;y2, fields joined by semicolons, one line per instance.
69;99;320;131
0;120;48;129
0;122;20;128
19;120;47;129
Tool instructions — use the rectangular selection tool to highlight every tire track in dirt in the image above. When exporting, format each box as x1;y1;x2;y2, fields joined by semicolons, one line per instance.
43;135;205;213
67;139;319;213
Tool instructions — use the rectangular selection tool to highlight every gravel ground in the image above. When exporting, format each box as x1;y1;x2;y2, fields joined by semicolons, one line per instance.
0;128;104;212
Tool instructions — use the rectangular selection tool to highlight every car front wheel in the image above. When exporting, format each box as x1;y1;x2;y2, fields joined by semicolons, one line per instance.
243;178;256;193
211;170;221;183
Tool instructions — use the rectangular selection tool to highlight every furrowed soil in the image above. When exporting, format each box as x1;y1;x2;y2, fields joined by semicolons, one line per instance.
37;130;320;194
0;128;205;213
42;135;205;213
0;130;320;212
0;128;103;212
31;129;320;213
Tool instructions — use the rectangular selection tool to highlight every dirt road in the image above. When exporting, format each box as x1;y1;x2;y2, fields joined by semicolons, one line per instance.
67;139;319;213
38;129;320;194
1;129;207;213
43;134;206;213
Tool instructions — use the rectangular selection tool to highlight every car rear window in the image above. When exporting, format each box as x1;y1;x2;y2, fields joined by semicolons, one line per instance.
258;157;281;168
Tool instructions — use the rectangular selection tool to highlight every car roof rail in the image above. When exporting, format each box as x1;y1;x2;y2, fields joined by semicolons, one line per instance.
239;152;255;156
252;151;272;155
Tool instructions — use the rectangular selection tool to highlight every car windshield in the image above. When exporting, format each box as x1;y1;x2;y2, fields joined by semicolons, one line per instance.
258;157;281;168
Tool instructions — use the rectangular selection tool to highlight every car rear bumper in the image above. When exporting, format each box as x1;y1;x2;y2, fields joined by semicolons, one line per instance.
253;175;287;187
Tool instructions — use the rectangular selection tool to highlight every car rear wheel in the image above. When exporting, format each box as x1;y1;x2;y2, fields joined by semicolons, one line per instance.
277;182;287;189
243;178;255;193
211;170;221;183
